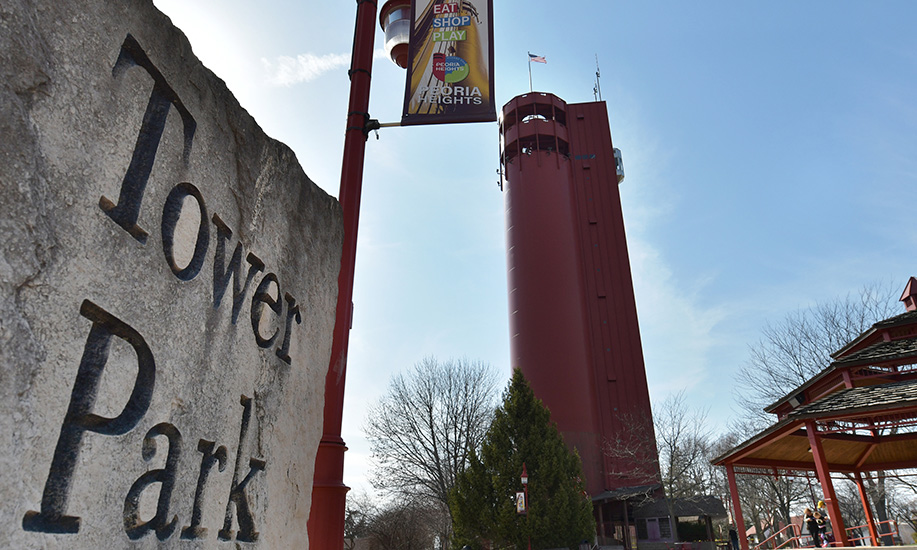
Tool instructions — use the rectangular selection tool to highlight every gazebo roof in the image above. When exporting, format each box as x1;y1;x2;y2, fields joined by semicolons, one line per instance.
833;335;917;368
712;379;917;473
713;296;917;474
716;280;917;550
792;378;917;418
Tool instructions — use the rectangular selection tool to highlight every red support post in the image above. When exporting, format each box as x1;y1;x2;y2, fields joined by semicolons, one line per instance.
726;464;749;550
805;420;850;547
307;0;377;548
854;471;880;546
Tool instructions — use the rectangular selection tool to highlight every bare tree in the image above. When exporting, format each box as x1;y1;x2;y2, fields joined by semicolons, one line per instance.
367;499;437;550
364;357;499;548
887;484;917;544
604;391;714;540
735;280;899;424
656;391;712;501
603;411;661;501
653;391;714;538
345;490;377;550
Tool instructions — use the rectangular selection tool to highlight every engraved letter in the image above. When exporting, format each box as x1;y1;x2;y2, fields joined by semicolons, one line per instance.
23;300;155;533
212;214;265;322
276;293;302;365
99;34;196;244
218;395;266;542
181;439;228;540
251;273;281;348
123;423;182;540
161;182;209;281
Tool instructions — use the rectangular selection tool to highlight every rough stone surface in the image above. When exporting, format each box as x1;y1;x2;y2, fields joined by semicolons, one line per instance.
0;0;343;547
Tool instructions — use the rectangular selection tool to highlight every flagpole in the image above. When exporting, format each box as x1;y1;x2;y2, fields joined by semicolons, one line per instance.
595;53;602;101
528;51;533;92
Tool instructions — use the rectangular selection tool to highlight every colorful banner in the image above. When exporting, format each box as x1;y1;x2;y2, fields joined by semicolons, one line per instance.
401;0;496;125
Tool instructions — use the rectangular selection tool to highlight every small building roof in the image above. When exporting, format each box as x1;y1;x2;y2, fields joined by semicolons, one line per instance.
633;495;727;519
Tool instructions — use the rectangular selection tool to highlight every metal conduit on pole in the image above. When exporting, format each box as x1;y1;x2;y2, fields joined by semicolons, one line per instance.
307;0;377;547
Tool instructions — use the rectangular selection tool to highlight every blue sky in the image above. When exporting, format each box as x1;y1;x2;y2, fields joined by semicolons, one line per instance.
152;0;917;496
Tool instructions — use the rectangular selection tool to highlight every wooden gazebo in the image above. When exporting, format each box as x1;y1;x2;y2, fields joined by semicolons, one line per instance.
713;278;917;549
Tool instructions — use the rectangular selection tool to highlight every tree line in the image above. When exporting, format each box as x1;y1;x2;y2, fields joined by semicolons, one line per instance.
346;280;917;549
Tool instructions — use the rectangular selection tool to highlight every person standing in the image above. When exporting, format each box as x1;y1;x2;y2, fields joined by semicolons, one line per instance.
816;501;833;544
805;508;822;547
729;526;740;550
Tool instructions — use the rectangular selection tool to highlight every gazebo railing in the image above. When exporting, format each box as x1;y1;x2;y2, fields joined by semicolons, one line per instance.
753;524;803;550
839;519;899;547
750;516;901;549
877;519;900;543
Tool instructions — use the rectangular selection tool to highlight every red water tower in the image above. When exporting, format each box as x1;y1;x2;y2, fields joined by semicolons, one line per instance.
500;92;659;507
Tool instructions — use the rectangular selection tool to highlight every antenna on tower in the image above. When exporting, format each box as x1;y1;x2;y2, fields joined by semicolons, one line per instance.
594;54;602;101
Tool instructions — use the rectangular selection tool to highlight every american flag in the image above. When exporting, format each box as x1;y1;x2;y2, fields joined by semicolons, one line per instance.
528;53;546;64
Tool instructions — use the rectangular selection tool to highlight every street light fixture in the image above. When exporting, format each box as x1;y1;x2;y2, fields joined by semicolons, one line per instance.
379;0;411;68
517;463;528;515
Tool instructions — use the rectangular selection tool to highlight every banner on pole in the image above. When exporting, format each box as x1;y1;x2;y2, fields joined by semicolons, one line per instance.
401;0;496;125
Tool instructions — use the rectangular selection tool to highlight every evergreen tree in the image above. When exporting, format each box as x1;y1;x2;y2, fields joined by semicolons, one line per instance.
451;369;595;549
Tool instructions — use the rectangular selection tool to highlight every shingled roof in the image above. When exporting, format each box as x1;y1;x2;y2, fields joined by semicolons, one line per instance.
789;378;917;419
766;330;917;414
834;336;917;368
830;309;917;360
874;309;917;329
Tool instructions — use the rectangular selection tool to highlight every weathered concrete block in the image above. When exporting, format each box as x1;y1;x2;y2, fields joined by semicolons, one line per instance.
0;0;343;547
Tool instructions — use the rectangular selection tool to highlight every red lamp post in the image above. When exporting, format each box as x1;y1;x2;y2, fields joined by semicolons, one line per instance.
308;0;415;547
521;463;531;550
309;0;492;544
307;0;378;548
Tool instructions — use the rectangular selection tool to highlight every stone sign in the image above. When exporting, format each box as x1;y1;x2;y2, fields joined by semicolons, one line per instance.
1;0;343;547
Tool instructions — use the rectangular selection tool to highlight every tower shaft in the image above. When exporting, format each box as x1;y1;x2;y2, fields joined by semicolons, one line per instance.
500;93;658;495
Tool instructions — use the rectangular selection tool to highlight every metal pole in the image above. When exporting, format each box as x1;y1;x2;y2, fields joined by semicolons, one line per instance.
805;420;850;547
526;479;531;550
854;471;880;546
595;54;602;101
528;52;533;92
307;0;377;547
726;464;749;550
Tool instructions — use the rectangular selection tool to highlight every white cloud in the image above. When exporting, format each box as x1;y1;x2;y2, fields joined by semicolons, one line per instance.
262;49;391;86
630;241;726;388
262;52;352;86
